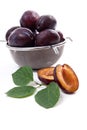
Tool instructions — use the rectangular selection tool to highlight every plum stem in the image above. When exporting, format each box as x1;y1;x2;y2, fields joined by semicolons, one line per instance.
34;81;45;88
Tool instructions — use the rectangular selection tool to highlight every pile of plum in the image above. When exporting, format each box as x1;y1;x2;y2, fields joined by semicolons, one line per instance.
6;10;65;47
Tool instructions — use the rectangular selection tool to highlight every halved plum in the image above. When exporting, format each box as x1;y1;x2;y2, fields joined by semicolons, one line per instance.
37;67;55;84
54;64;79;93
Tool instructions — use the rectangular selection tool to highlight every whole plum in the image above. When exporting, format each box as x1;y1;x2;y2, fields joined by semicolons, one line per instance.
20;10;39;31
8;27;35;47
35;29;60;46
5;26;19;41
36;15;57;32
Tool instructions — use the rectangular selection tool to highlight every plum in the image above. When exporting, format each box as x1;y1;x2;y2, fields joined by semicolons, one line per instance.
37;64;79;93
35;29;60;46
8;27;35;47
54;64;79;93
5;26;19;41
20;10;39;31
37;67;55;84
36;15;57;32
57;31;65;42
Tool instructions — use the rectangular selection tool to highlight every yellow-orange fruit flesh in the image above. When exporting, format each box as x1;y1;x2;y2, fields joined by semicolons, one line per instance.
37;67;55;84
54;64;79;93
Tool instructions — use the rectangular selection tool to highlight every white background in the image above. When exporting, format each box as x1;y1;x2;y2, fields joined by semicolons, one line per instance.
0;0;87;130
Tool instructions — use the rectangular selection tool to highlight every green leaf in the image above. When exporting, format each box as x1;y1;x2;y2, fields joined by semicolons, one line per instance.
12;66;33;86
35;82;60;108
6;86;36;98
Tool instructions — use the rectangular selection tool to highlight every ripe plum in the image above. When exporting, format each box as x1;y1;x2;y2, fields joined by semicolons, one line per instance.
36;15;57;31
5;26;19;41
35;29;60;46
20;10;39;31
8;27;35;47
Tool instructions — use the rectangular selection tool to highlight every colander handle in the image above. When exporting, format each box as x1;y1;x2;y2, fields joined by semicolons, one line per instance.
0;40;6;42
52;37;72;54
65;37;73;42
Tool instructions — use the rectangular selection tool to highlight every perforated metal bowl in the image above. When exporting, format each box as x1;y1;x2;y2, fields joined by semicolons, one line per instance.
7;40;66;69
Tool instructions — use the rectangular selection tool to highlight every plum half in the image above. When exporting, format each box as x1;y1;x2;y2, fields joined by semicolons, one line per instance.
54;64;79;93
37;67;55;84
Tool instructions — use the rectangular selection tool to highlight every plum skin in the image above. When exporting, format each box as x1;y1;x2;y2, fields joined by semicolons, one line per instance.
20;10;39;31
36;15;57;32
35;29;60;46
58;31;65;42
6;10;65;48
5;26;19;41
8;27;35;47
